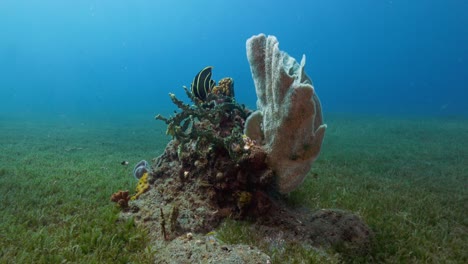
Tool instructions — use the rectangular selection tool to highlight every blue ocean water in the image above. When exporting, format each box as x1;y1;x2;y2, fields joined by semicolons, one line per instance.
0;0;467;119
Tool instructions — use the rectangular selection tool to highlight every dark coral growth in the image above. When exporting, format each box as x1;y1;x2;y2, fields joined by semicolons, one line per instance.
155;86;247;161
151;86;276;224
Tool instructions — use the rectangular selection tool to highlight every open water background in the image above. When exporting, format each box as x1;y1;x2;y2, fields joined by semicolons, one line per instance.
0;0;467;119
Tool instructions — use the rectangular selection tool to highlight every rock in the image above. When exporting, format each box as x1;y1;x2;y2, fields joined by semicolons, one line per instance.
154;233;271;264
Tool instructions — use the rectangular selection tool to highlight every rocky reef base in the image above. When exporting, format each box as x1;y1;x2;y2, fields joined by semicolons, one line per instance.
120;146;372;262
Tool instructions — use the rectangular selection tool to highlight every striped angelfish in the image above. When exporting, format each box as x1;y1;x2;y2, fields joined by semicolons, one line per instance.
191;66;215;101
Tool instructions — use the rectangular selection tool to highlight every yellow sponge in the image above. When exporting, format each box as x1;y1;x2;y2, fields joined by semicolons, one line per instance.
131;172;150;200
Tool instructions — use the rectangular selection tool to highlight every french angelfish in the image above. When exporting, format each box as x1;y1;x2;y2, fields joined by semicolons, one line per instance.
191;66;215;101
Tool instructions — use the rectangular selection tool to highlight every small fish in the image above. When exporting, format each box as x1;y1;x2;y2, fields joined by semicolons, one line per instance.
121;161;129;165
191;66;215;101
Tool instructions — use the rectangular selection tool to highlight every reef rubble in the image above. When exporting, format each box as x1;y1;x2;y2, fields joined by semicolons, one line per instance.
112;34;372;262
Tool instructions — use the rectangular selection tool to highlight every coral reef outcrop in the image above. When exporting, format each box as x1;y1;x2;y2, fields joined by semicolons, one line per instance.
113;35;372;262
129;80;275;238
245;33;327;193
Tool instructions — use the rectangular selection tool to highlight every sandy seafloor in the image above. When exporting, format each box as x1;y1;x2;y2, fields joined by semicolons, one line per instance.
0;113;466;262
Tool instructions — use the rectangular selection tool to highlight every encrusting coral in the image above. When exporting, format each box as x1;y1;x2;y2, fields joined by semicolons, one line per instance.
110;190;130;208
245;33;327;193
211;77;235;97
111;172;150;207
